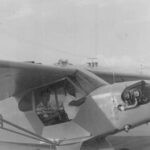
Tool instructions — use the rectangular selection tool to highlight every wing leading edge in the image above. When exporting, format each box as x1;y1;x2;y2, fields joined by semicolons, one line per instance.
0;60;108;101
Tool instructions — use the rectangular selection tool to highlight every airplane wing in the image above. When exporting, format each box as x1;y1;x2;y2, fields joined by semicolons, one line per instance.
89;67;150;83
0;60;108;101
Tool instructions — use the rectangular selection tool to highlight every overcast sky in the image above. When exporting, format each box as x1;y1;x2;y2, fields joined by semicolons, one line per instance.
0;0;150;68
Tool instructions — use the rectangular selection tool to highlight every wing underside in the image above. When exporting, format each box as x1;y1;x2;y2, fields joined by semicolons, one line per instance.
0;60;108;101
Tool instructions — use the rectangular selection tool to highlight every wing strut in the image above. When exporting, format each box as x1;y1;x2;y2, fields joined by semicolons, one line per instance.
0;115;60;146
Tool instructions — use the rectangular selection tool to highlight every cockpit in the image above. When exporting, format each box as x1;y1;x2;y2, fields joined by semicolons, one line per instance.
18;70;97;126
35;87;69;126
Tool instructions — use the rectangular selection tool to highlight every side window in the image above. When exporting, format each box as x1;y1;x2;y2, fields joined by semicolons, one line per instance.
35;87;69;126
19;79;85;126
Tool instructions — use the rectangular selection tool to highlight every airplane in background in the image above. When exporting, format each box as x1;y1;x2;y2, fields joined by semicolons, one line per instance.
0;60;150;150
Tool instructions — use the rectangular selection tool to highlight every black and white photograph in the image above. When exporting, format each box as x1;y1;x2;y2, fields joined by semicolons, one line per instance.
0;0;150;150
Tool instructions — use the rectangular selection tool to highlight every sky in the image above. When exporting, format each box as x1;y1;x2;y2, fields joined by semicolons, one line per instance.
0;0;150;69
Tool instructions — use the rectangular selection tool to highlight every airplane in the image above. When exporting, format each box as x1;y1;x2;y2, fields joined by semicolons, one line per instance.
0;60;150;150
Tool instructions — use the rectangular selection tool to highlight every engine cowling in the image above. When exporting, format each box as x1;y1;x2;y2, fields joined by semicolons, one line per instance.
74;80;150;137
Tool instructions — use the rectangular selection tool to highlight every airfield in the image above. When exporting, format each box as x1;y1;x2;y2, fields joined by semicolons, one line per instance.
0;136;149;150
109;136;150;150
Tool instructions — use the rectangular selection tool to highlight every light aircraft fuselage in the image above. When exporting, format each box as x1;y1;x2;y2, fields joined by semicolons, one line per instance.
0;61;150;150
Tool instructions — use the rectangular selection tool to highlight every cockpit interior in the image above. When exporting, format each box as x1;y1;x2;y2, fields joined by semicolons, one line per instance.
18;72;94;126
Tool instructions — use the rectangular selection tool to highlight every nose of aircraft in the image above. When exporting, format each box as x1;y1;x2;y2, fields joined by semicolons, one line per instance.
74;80;150;137
114;80;150;130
